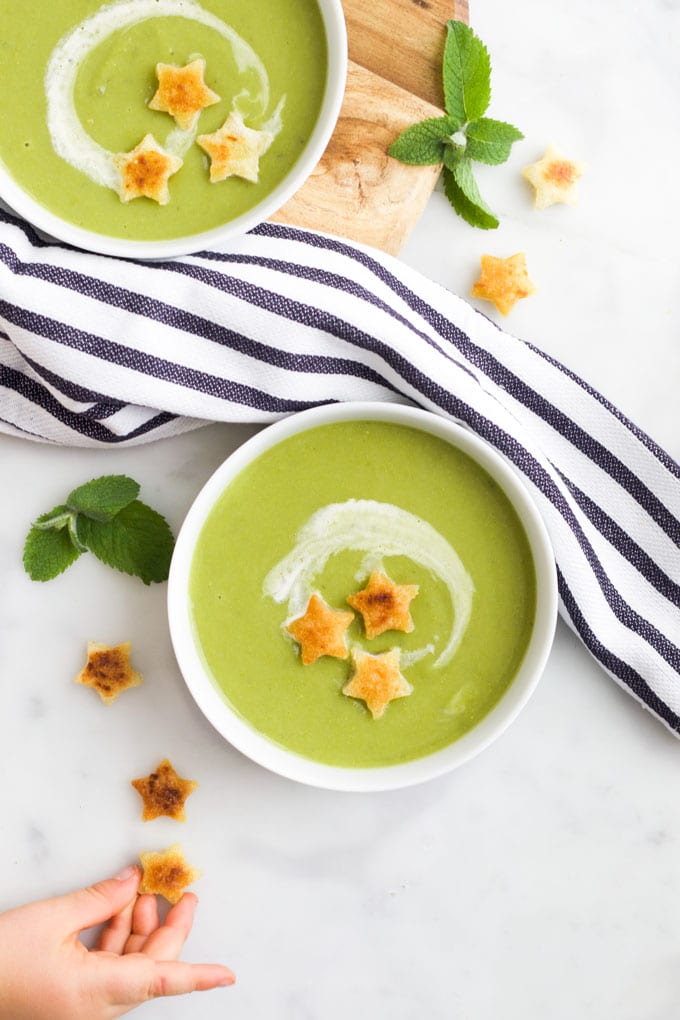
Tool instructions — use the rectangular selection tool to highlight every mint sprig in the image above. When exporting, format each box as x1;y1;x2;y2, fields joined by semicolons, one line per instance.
388;21;523;229
23;475;174;584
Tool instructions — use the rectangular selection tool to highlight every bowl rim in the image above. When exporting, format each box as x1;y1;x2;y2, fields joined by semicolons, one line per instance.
167;401;558;792
0;0;347;260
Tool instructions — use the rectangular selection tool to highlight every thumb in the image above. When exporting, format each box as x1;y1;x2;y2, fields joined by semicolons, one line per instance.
54;864;141;934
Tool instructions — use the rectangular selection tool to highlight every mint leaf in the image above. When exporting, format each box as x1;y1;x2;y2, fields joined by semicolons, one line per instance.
443;161;499;230
466;118;524;165
67;475;140;523
443;21;491;124
23;523;83;581
77;500;174;585
389;116;459;165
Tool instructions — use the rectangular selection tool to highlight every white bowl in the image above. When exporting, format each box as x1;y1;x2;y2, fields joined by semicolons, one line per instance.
0;0;347;259
168;402;558;792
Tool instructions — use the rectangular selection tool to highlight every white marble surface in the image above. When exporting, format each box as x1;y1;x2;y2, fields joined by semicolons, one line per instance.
2;1;680;1017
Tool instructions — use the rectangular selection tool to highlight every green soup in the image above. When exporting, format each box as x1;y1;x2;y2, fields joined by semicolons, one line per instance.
0;0;327;240
189;421;537;768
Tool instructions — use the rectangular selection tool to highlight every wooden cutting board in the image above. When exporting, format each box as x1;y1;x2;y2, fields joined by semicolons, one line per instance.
271;0;469;254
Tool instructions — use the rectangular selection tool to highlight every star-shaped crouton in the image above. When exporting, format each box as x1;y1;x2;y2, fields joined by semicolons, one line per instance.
471;253;537;316
197;111;272;183
148;58;220;131
347;571;419;639
286;593;354;665
74;641;142;704
343;648;413;720
112;134;183;205
131;759;198;822
138;843;201;904
522;144;585;209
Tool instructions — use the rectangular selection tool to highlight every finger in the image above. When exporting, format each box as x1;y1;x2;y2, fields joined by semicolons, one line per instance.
108;955;235;1007
148;960;236;997
53;865;141;934
124;894;160;954
133;894;160;935
141;893;198;961
96;893;136;955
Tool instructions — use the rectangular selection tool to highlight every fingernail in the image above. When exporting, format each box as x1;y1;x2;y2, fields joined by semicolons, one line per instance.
114;864;138;881
218;971;236;987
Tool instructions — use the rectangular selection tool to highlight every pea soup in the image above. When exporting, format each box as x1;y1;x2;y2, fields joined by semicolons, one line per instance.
0;0;327;240
189;420;537;768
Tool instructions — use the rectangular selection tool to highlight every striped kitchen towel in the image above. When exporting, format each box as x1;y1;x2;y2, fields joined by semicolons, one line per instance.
1;205;679;735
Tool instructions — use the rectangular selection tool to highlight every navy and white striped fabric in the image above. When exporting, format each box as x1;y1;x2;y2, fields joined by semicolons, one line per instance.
1;205;679;735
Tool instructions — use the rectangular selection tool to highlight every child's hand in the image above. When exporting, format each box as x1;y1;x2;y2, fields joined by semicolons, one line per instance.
0;865;234;1020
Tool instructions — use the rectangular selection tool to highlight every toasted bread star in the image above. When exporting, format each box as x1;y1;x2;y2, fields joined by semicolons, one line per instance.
522;144;585;209
471;253;537;316
75;641;142;704
286;593;354;665
343;647;413;720
347;571;419;639
131;759;198;823
197;110;272;183
138;843;201;904
112;134;182;205
149;58;220;131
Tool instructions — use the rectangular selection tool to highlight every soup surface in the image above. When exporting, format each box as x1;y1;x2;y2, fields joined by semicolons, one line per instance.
189;421;537;768
0;0;327;240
